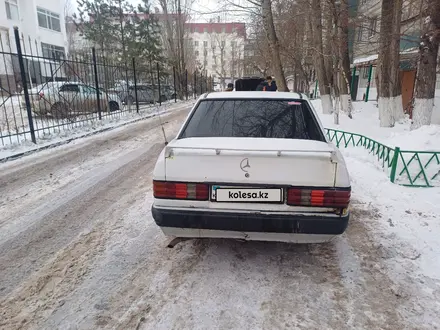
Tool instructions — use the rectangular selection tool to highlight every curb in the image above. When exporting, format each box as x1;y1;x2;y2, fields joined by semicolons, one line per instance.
0;103;193;163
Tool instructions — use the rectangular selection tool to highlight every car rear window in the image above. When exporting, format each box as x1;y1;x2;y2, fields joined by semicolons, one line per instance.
179;99;325;141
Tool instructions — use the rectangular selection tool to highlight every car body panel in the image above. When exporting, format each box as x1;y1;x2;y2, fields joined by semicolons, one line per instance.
32;82;121;115
151;92;351;243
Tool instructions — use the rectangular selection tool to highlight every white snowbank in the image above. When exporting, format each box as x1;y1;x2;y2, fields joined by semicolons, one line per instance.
316;99;440;322
313;99;440;151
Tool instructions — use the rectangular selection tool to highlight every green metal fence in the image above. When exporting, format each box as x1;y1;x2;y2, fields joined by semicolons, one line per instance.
325;128;440;188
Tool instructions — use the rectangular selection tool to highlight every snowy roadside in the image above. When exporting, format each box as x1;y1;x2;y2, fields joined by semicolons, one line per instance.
312;99;440;151
313;99;440;326
0;100;195;161
344;149;440;327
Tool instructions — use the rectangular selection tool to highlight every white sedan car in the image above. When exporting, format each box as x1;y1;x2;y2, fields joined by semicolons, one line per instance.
151;92;351;244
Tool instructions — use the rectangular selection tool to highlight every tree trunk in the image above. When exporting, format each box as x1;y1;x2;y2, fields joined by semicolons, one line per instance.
338;0;353;118
311;0;332;114
323;0;334;92
159;0;177;66
378;0;403;127
261;0;288;92
411;0;440;128
377;0;393;126
389;0;404;121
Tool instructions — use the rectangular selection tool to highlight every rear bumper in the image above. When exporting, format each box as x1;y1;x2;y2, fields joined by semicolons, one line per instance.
151;206;349;235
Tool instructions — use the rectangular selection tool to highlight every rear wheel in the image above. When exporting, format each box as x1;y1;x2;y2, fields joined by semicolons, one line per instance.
125;95;134;105
109;101;119;111
51;102;68;119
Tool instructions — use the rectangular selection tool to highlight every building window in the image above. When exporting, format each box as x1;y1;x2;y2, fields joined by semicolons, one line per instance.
203;41;208;47
37;8;61;32
204;49;208;56
403;1;418;21
221;27;226;33
368;18;377;38
195;50;199;57
357;25;364;42
362;67;369;79
194;27;198;33
41;42;65;60
204;27;208;33
5;0;19;20
194;40;199;47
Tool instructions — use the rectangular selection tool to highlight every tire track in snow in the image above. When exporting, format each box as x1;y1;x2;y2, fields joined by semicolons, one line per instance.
0;142;164;330
0;108;188;229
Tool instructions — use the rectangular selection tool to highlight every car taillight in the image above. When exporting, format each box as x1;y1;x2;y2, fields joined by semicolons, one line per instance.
287;188;350;208
153;181;209;200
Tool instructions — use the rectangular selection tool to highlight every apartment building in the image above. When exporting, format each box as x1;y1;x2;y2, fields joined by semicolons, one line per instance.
351;0;428;112
1;0;68;91
188;22;246;89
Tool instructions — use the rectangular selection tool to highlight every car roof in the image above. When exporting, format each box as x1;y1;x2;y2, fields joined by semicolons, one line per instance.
203;91;306;100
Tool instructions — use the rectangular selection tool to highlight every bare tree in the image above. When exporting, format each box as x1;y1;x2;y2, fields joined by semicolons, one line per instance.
337;0;353;118
261;0;288;91
377;0;404;127
310;0;332;114
411;0;440;128
211;33;228;89
159;0;194;98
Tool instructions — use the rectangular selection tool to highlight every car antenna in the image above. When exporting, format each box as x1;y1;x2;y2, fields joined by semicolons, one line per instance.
154;100;168;145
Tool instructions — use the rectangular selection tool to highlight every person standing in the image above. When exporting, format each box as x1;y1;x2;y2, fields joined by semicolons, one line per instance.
256;76;278;91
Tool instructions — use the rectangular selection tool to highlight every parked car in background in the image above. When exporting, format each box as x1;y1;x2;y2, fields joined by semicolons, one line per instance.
117;84;176;105
32;82;121;118
162;85;176;100
25;81;67;97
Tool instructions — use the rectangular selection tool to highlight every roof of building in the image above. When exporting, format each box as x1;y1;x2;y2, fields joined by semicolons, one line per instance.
186;23;246;38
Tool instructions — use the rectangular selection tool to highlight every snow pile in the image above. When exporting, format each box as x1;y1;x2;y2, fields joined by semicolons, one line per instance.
315;98;440;323
313;99;440;151
387;125;440;151
346;151;440;324
313;99;440;186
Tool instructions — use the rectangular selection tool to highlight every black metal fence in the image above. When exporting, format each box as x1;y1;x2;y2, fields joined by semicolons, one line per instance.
0;28;212;147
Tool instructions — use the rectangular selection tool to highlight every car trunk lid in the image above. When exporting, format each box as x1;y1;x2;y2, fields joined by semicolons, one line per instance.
164;137;337;187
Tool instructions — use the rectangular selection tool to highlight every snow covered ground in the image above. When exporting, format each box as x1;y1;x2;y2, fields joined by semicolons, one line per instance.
0;98;440;330
314;99;440;328
0;99;195;160
312;99;440;151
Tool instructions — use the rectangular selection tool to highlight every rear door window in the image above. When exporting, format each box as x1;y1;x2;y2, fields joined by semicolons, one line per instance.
59;84;80;93
179;99;325;141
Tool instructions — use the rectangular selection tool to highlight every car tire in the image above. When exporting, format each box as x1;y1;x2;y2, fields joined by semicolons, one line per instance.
109;101;120;111
125;95;134;105
51;102;68;119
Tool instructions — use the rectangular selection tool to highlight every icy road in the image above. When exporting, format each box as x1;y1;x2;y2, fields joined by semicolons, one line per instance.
0;106;439;330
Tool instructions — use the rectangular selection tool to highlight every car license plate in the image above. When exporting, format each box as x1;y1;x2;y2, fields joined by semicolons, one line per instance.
214;188;283;203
